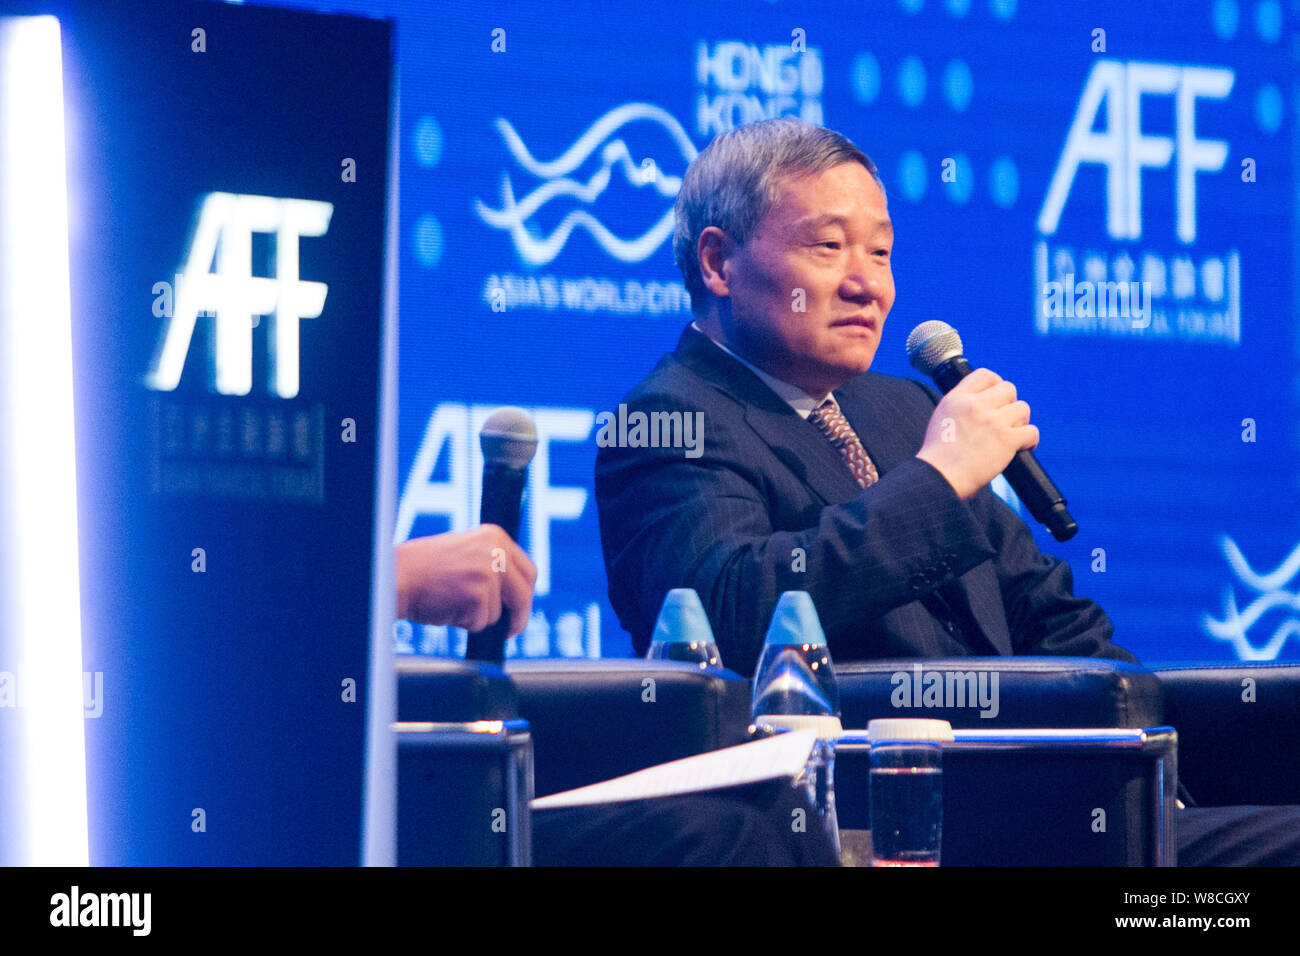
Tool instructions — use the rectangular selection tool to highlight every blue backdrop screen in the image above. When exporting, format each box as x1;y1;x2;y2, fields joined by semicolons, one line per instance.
264;0;1300;664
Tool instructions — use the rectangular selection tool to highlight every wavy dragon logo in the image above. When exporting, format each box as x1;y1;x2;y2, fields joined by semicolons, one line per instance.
1202;536;1300;660
474;103;697;265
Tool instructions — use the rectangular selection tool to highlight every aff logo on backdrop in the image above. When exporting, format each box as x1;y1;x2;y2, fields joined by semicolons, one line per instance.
144;193;331;503
395;402;601;657
396;402;593;597
147;193;333;398
1034;60;1239;344
1038;60;1232;243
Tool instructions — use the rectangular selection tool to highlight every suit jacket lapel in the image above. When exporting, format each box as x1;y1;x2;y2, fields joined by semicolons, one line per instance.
673;326;864;506
832;379;913;477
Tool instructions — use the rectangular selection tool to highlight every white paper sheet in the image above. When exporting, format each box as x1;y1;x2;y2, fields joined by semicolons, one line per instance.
530;728;818;809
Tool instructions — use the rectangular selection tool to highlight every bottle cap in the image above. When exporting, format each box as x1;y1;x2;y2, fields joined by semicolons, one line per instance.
650;588;714;644
866;718;954;743
762;591;827;647
752;592;839;719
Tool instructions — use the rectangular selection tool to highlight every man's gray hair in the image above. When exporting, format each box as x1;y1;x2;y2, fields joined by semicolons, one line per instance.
672;118;882;313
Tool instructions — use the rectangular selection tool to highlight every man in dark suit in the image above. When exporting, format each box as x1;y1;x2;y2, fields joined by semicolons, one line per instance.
597;117;1130;676
597;324;1129;675
596;117;1300;865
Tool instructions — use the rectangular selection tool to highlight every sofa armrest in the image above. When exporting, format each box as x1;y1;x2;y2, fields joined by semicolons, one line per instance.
1151;662;1300;806
394;656;528;865
396;655;518;721
836;657;1164;729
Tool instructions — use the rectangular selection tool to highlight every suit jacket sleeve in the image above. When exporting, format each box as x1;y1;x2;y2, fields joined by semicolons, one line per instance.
908;375;1136;664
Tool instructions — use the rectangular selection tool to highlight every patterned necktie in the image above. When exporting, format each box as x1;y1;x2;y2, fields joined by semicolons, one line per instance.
809;399;879;488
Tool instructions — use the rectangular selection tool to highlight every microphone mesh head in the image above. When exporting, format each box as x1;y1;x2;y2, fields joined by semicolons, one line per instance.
906;321;964;374
480;407;538;469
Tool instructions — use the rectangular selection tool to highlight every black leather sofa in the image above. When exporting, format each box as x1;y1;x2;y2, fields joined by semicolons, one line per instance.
395;653;1300;864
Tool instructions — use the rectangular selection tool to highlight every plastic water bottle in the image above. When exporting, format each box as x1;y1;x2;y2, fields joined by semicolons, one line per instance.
645;588;723;669
751;592;842;732
867;717;952;866
750;591;843;857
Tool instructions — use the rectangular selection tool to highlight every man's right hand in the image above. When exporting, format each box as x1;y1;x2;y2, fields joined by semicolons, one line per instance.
914;368;1039;500
396;526;538;636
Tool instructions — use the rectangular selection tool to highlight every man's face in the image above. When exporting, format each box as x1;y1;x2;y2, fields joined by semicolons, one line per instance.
713;162;895;396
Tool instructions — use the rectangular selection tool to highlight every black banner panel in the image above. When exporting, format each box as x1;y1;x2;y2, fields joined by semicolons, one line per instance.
57;0;392;865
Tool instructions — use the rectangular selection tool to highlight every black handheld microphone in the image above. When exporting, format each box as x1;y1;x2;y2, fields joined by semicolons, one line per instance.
906;320;1078;542
465;407;538;663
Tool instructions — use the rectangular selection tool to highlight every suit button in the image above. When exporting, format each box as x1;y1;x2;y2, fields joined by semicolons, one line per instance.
908;573;926;592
